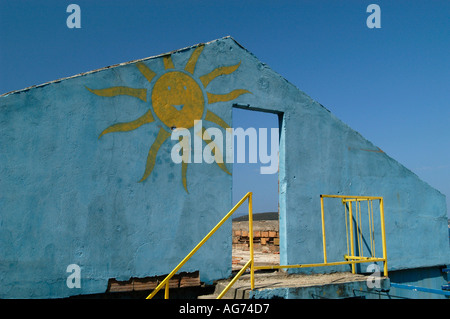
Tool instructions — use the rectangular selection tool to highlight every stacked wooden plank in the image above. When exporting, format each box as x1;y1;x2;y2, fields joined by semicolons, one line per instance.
232;229;280;253
232;217;280;253
107;271;200;293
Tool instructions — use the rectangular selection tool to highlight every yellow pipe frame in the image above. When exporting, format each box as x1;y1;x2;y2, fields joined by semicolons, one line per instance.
146;192;253;299
248;193;255;290
379;198;388;276
146;193;387;299
164;282;169;299
319;194;387;276
217;259;252;299
348;201;355;273
320;196;327;264
254;258;386;271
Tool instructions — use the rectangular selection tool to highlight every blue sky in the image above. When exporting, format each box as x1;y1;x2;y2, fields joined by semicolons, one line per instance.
0;1;448;217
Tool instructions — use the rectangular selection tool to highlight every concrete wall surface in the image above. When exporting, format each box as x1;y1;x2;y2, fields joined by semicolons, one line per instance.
388;266;450;299
1;37;448;298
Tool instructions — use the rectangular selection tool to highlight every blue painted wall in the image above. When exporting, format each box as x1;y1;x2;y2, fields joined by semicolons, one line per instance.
1;37;449;298
388;266;449;299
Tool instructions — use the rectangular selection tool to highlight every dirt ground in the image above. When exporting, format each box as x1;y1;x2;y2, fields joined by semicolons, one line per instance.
230;218;370;291
230;247;370;289
232;248;279;271
219;270;370;293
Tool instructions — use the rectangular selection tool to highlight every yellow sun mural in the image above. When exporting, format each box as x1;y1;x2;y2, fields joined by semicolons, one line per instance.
86;45;251;192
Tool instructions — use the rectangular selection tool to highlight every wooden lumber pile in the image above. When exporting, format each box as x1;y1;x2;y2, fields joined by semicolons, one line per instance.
107;271;200;293
232;229;279;253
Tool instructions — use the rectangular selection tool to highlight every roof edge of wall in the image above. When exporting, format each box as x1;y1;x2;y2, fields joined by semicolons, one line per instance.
0;36;239;98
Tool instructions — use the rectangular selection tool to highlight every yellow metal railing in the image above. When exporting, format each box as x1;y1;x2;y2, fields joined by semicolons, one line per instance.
146;193;388;299
253;195;388;278
146;192;254;299
322;195;387;276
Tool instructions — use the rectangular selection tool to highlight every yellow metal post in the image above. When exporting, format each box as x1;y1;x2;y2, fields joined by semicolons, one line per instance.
367;200;373;258
164;282;169;299
379;198;388;277
371;200;375;257
358;200;363;257
248;193;255;290
348;200;355;274
344;201;350;256
320;195;327;263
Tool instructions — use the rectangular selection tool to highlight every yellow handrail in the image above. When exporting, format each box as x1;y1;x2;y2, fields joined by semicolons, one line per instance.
146;192;254;299
217;259;252;299
217;192;255;299
146;193;387;299
253;194;388;278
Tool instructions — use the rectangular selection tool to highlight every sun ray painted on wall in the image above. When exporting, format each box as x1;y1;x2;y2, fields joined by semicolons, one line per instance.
86;44;251;192
98;110;154;139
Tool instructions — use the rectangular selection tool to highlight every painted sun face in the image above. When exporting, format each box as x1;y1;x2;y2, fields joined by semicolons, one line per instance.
152;71;204;129
86;44;251;192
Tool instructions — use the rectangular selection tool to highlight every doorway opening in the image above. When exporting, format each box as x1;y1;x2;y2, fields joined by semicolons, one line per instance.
230;106;282;271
